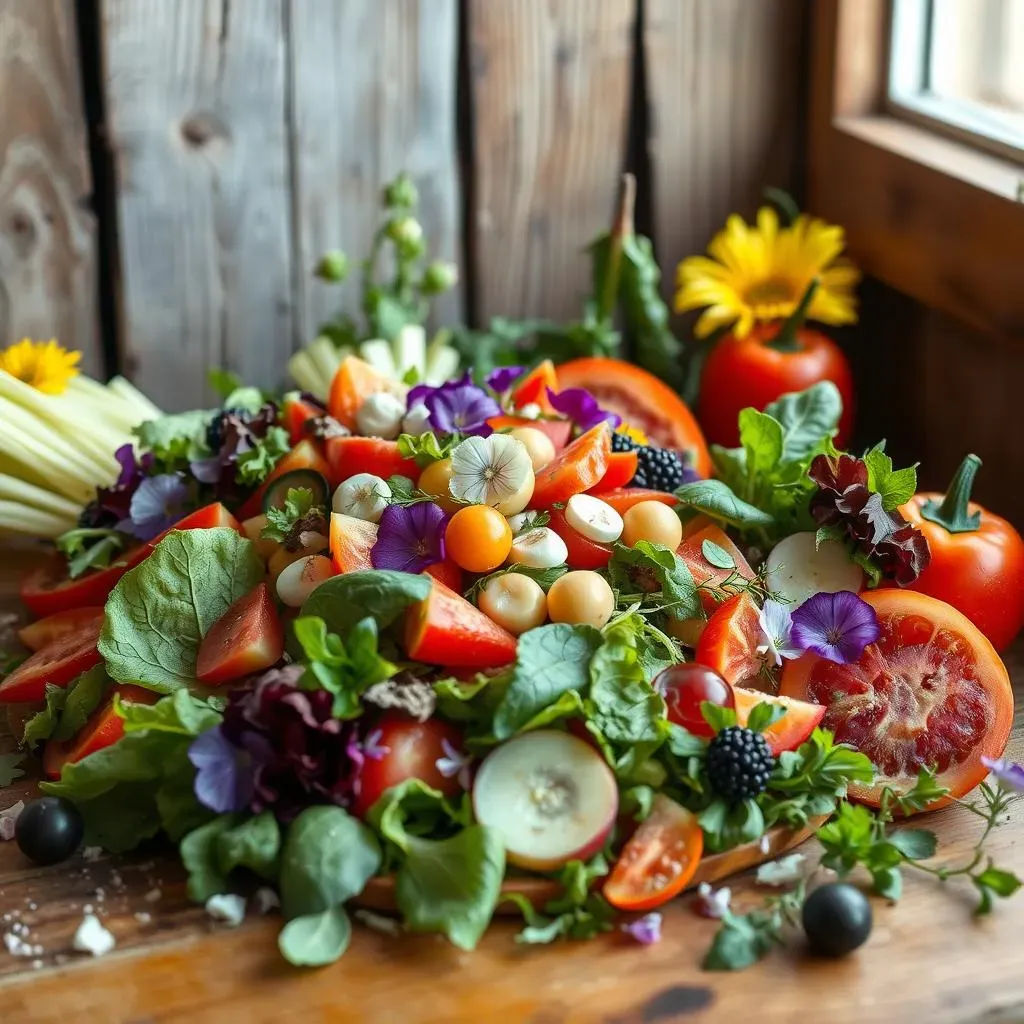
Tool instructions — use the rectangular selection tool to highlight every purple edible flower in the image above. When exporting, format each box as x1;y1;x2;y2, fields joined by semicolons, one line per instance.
486;366;525;393
188;725;269;814
371;502;447;574
424;384;499;436
120;474;189;540
621;912;662;945
435;737;473;789
756;600;802;667
981;756;1024;794
407;371;472;408
790;591;880;665
546;387;621;431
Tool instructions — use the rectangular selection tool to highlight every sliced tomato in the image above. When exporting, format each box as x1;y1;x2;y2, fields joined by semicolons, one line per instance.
404;578;517;669
548;508;613;570
18;607;105;652
349;711;465;819
596;488;678;516
282;392;326;445
196;583;283;685
486;415;573;451
0;616;104;703
694;592;765;688
588;450;638;493
424;558;463;592
780;590;1014;809
19;547;147;618
511;360;558;413
732;687;826;755
328;355;395;430
151;502;243;547
329;513;377;574
325;436;419;486
238;440;332;520
677;524;755;614
529;422;611;509
603;794;703;911
556;357;712;477
43;684;159;780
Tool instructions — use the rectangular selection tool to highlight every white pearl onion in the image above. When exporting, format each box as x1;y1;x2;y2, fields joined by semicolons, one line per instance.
276;554;335;608
332;473;391;523
507;527;568;569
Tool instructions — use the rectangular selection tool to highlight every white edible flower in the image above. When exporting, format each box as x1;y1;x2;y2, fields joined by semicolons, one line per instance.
356;391;406;439
401;402;432;436
73;913;116;956
333;473;391;523
756;599;802;667
756;853;806;887
205;893;247;927
449;434;533;510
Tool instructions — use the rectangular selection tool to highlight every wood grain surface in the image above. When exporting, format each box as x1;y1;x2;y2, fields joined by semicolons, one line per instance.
1;552;1024;1023
0;0;98;373
466;0;634;322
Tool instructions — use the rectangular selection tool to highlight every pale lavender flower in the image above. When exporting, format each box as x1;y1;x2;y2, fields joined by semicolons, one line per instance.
981;756;1024;793
188;725;268;814
756;599;802;667
122;474;189;540
435;738;473;789
621;912;662;945
791;591;880;665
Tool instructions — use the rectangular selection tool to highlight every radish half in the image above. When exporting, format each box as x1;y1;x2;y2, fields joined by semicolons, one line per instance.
472;730;618;871
764;531;864;608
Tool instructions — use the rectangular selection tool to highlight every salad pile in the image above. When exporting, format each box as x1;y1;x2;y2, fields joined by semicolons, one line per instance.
2;341;1023;972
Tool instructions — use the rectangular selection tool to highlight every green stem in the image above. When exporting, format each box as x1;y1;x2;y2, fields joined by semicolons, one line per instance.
597;174;635;323
763;186;802;226
920;454;983;534
766;278;819;354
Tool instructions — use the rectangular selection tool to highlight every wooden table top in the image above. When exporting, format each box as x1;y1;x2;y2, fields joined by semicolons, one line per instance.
1;546;1023;1024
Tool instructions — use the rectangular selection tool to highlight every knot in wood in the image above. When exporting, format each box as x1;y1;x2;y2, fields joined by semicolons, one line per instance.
180;112;231;149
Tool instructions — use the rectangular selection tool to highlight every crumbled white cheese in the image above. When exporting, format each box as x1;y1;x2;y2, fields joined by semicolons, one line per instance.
143;888;162;903
756;853;806;887
205;894;246;927
72;914;116;957
133;911;152;925
81;846;104;862
0;800;24;841
693;882;732;920
3;931;33;957
250;887;279;916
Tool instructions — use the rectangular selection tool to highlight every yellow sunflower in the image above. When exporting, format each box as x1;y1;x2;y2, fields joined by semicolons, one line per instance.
0;339;81;395
674;207;860;340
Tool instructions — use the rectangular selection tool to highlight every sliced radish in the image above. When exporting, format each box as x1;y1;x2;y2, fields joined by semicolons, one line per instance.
564;493;623;545
764;531;864;608
472;730;618;871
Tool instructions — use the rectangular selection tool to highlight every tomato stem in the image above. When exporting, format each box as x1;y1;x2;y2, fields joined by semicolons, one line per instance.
766;278;818;354
920;454;983;534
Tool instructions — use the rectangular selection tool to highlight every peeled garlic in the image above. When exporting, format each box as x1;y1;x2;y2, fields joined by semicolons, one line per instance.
449;434;535;515
564;493;623;544
276;554;334;607
507;527;568;570
356;392;406;439
332;473;391;523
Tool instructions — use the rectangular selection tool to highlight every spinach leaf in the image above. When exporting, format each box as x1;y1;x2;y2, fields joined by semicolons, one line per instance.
279;806;381;919
764;382;842;462
606;541;700;621
674;480;774;529
279;906;353;967
216;811;281;880
181;815;237;901
100;528;264;691
864;444;918;511
300;569;431;639
493;624;602;739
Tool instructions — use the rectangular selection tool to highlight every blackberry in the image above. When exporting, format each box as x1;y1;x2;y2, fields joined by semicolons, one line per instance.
632;445;686;492
611;431;639;454
705;726;774;801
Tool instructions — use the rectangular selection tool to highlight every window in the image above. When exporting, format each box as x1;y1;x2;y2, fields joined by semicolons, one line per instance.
890;0;1024;165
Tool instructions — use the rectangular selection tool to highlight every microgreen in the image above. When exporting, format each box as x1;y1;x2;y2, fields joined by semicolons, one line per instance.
261;487;323;544
396;431;459;468
235;425;291;486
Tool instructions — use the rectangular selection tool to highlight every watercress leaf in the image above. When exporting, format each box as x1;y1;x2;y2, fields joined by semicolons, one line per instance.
674;479;775;529
620;784;655;821
698;799;729;838
887;828;937;861
973;865;1021;915
701;538;735;570
893;766;950;814
279;806;381;919
745;701;787;735
52;665;112;742
278;906;352;967
493;624;602;740
300;569;432;640
181;815;236;901
0;752;25;786
763;382;842;463
738;408;784;479
216;811;281;880
100;528;264;691
607;541;700;621
871;865;903;901
700;701;738;734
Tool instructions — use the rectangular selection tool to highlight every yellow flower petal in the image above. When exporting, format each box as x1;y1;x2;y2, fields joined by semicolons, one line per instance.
0;339;81;395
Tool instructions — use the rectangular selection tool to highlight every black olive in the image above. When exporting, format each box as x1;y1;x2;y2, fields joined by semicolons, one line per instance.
802;881;873;957
15;797;84;866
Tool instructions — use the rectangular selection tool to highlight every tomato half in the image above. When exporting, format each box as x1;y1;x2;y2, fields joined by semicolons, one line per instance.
780;590;1014;808
196;583;284;685
677;524;755;614
18;607;105;652
547;508;613;570
283;393;326;445
732;687;826;755
603;794;703;911
424;558;463;592
350;711;466;819
556;357;712;477
694;593;766;687
19;547;146;618
529;422;611;509
597;488;679;515
0;616;104;703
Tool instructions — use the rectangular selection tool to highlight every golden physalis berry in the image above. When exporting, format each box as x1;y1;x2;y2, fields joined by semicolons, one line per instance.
0;339;81;395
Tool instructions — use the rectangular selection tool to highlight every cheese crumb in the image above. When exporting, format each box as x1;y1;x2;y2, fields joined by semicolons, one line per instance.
144;888;162;903
205;894;246;928
250;888;279;916
73;914;116;957
133;911;152;925
81;846;104;862
0;801;24;841
3;931;33;957
756;853;806;887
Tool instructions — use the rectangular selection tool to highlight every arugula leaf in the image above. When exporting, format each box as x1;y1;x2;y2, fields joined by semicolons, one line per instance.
864;444;918;512
235;425;291;486
396;432;457;468
674;479;774;529
100;528;264;691
261;487;319;543
607;541;700;620
55;528;129;580
279;906;352;967
764;382;842;463
0;752;25;787
300;569;432;640
493;624;602;739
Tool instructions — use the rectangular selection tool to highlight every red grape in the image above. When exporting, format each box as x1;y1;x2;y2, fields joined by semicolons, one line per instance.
654;663;735;737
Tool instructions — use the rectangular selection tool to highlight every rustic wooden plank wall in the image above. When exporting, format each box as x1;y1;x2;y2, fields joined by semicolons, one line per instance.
0;0;99;375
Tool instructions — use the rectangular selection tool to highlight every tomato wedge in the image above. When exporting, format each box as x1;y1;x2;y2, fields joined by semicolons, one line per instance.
597;488;678;515
325;436;419;486
588;450;638;493
556;357;712;477
0;616;104;703
780;590;1014;808
732;687;826;755
511;360;558;413
19;547;146;618
196;583;284;685
330;513;377;574
677;524;755;614
486;415;573;451
547;508;613;570
424;558;463;592
404;579;517;669
529;423;611;509
695;592;766;687
283;393;326;445
238;440;332;520
328;355;396;429
603;794;703;911
151;502;243;547
19;607;105;652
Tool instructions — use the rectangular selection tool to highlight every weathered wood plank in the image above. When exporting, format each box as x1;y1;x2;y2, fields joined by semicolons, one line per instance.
102;0;293;409
0;1;99;374
289;0;462;345
643;0;805;307
467;0;634;322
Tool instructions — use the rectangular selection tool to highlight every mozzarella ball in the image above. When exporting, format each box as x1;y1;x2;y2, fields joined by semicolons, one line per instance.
622;500;683;550
478;573;548;636
546;570;616;629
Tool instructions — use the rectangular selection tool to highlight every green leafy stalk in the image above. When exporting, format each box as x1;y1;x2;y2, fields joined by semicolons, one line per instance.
766;278;819;354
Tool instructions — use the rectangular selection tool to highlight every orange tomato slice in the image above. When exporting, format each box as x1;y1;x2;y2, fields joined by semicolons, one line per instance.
329;513;377;574
529;423;611;509
511;360;558;413
327;355;396;430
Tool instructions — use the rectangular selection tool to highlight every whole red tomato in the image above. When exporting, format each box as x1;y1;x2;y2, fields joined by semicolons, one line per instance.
901;455;1024;651
697;324;854;449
